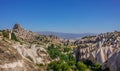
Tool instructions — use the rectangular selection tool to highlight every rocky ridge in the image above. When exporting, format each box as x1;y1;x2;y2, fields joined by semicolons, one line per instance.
0;39;44;71
75;31;120;71
12;24;61;45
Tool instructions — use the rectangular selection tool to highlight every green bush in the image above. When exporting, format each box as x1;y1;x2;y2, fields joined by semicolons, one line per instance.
47;46;61;59
48;61;71;71
68;54;75;61
68;61;75;66
2;30;8;38
83;60;102;71
77;62;88;71
84;59;94;67
37;63;44;67
60;53;75;62
64;48;71;52
11;33;18;41
47;44;75;61
60;54;68;61
92;64;102;71
61;63;71;71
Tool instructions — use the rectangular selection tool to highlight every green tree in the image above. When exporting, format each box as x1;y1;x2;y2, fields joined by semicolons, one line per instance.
11;33;18;41
77;62;88;71
2;30;8;38
47;45;61;59
68;54;75;61
61;63;70;71
64;48;71;53
48;61;71;71
92;64;102;71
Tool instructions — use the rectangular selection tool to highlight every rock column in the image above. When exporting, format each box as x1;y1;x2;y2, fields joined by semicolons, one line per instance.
8;30;12;39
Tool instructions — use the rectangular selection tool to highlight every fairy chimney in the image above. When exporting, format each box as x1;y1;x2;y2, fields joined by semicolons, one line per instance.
8;30;12;39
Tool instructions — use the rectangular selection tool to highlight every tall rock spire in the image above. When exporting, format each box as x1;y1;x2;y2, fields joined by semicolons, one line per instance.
97;48;106;64
8;30;12;39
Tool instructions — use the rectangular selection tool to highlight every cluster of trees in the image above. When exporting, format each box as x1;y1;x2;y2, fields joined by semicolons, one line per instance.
76;62;89;71
47;44;102;71
83;60;102;71
47;44;61;59
48;60;102;71
47;44;89;71
48;60;71;71
48;60;90;71
47;44;75;61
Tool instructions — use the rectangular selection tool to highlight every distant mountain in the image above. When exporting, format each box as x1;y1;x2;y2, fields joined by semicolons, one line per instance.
39;31;96;39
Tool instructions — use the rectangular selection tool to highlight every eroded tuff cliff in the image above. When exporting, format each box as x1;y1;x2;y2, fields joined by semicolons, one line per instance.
0;29;51;71
0;40;43;71
103;51;120;71
74;31;120;71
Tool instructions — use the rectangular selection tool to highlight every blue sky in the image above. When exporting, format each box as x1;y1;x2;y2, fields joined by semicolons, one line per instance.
0;0;120;33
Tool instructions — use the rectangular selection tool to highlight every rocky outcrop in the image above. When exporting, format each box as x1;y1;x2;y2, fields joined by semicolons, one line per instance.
0;24;58;71
75;32;120;65
13;24;42;42
12;24;61;46
0;40;43;71
13;24;24;30
13;43;51;65
75;44;115;64
103;51;120;71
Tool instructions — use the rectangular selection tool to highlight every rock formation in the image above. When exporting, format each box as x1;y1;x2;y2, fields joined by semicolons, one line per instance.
13;43;51;65
103;51;120;71
12;24;61;45
0;24;54;71
75;31;120;68
12;24;41;42
13;24;24;30
0;40;43;71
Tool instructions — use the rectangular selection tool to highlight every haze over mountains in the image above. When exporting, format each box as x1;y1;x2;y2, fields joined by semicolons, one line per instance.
39;31;96;39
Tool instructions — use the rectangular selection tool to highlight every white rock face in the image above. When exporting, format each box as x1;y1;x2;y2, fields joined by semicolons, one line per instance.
103;51;120;71
0;40;43;71
76;42;115;64
13;43;51;65
96;48;106;64
0;60;23;69
90;45;114;64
